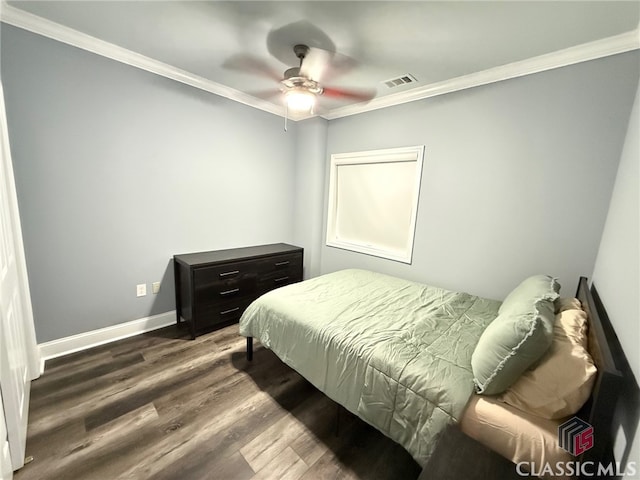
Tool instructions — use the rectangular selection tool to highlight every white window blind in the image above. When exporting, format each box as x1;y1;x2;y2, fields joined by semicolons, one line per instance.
326;145;424;264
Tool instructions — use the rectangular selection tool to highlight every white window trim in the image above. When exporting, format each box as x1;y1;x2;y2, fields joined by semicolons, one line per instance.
326;145;424;264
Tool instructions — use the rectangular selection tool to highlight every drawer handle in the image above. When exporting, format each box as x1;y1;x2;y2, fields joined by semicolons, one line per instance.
274;276;289;283
275;261;290;266
220;288;240;296
220;307;240;315
219;270;239;278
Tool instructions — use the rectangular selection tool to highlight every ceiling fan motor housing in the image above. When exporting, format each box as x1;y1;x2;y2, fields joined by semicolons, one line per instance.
280;44;323;96
281;76;323;95
293;44;310;60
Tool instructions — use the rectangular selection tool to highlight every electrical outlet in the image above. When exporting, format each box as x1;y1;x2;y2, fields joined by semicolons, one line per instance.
152;282;160;294
136;283;147;297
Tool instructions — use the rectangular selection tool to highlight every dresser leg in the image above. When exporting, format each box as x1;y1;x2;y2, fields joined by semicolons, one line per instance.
247;337;253;361
173;258;181;325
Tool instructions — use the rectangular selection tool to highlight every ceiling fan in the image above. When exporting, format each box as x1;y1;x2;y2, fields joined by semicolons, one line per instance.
223;21;376;115
278;43;375;113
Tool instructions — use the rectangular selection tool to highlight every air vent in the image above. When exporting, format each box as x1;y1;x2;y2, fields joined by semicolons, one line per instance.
383;74;417;89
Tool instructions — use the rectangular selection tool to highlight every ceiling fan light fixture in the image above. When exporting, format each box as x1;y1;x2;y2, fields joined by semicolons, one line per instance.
285;88;316;112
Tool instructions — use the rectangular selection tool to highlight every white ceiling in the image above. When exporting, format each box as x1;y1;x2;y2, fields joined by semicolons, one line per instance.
2;1;639;119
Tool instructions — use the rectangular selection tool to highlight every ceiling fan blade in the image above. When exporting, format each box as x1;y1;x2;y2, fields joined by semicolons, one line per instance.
299;47;331;82
321;52;358;83
267;20;336;65
299;47;358;84
222;54;282;82
322;86;376;102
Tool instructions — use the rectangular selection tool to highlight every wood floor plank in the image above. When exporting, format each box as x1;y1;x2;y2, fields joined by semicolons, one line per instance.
240;412;307;472
146;374;313;479
239;374;343;472
284;394;337;467
108;326;192;358
251;446;309;480
18;402;161;480
33;352;145;403
163;450;255;480
43;344;115;370
111;359;317;478
114;390;279;478
83;352;229;430
14;418;86;474
60;403;160;478
289;422;330;467
32;351;114;388
28;334;223;433
298;417;402;480
12;323;469;480
297;445;359;480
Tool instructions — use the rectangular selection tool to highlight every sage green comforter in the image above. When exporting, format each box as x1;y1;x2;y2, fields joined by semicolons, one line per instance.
239;269;500;466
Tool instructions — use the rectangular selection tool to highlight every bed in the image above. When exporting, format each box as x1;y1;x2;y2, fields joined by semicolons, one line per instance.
239;269;633;475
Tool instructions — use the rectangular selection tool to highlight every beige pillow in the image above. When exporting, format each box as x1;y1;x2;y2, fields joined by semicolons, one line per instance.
497;309;596;419
554;297;582;313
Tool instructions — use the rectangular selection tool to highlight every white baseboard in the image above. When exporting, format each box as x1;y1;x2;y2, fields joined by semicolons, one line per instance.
38;310;176;371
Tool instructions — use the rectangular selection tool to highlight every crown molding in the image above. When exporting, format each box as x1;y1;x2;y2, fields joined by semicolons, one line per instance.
1;2;637;123
0;2;298;119
323;28;640;120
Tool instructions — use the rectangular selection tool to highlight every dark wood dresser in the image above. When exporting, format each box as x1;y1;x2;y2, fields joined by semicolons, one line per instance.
173;243;303;338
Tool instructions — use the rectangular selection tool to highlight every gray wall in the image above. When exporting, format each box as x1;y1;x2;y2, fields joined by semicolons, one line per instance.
292;117;328;279
592;80;639;382
591;79;639;472
2;22;639;346
321;52;639;301
1;25;297;343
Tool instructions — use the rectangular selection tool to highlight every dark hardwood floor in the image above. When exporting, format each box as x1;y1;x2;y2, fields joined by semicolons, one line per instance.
15;324;421;480
16;323;521;480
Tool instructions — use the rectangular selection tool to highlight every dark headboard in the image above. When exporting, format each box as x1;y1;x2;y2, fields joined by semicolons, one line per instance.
576;277;639;477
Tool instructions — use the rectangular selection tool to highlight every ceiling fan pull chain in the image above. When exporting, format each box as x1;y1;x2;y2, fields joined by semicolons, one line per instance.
284;103;289;132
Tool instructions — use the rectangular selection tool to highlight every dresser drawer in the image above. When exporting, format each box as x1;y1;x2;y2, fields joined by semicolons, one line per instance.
258;273;301;293
193;271;257;301
258;253;303;293
257;253;302;275
196;298;253;327
193;259;259;301
194;259;257;284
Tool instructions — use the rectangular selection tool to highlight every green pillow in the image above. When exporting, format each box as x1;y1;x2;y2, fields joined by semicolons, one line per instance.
472;275;559;395
499;274;560;316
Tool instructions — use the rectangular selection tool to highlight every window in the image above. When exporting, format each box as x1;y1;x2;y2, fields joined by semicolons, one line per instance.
326;145;424;264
